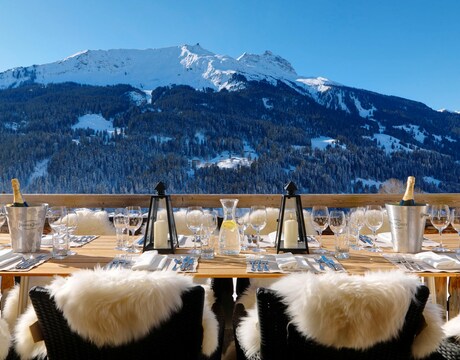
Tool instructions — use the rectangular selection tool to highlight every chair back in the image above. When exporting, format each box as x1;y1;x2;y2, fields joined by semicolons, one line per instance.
29;285;205;360
257;285;430;360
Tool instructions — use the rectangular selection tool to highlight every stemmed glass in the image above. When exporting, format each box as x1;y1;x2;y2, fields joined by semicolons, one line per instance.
47;206;68;258
430;204;450;252
348;207;366;250
0;206;6;250
311;206;329;254
113;208;128;250
186;206;204;254
236;208;250;251
451;208;460;254
65;208;78;256
329;210;346;242
201;209;218;243
249;205;267;252
365;205;383;253
126;206;143;253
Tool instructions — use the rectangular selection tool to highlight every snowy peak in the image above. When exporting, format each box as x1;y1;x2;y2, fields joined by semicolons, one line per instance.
0;44;303;93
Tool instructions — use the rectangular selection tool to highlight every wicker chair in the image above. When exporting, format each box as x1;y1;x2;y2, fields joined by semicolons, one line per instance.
235;284;433;360
28;285;223;360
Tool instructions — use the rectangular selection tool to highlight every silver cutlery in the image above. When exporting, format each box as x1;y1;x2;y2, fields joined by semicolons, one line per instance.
320;255;339;271
15;254;48;270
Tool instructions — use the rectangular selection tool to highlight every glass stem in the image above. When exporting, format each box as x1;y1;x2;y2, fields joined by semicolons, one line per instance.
257;231;260;249
318;231;322;247
439;230;443;247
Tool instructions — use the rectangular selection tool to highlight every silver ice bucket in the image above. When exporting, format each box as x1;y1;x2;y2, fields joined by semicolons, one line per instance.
385;203;427;253
5;203;48;253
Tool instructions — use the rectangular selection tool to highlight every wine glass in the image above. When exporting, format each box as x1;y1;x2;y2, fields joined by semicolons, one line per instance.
365;205;383;253
126;206;143;253
186;206;203;254
0;206;6;250
202;210;218;239
236;208;250;251
65;208;78;256
430;204;450;252
47;206;67;236
329;210;346;241
311;206;329;254
113;208;128;250
451;208;460;254
249;205;267;252
348;207;366;250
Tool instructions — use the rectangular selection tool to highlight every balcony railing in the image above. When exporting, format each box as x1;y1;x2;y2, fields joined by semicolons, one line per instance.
1;193;460;209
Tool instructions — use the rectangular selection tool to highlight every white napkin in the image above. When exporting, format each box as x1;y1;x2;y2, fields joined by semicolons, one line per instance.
131;250;159;271
414;251;460;270
374;232;394;248
0;249;23;269
276;253;299;271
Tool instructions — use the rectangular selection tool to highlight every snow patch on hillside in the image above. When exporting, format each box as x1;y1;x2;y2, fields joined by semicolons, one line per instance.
311;136;346;150
29;158;50;184
352;95;376;118
72;114;114;132
368;133;413;154
352;178;383;189
423;176;441;187
393;124;427;143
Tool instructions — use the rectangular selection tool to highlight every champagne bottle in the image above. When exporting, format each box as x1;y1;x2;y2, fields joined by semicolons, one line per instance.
11;178;29;207
399;176;416;206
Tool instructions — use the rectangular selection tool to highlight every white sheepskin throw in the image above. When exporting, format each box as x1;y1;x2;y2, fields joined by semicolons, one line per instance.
237;271;443;359
13;269;218;359
72;208;115;235
443;313;460;339
0;317;11;360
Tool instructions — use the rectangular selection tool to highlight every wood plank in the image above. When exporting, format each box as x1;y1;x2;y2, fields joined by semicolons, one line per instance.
1;193;460;210
449;277;460;319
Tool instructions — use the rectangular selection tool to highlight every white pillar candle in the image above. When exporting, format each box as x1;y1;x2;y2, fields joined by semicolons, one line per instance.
284;219;298;248
154;220;169;248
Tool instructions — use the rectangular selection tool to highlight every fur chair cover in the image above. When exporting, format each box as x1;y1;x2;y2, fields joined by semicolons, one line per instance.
72;208;115;235
0;316;11;360
237;271;443;359
443;313;460;339
11;268;218;359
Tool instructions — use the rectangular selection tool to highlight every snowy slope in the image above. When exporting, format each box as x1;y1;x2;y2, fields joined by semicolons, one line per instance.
0;44;358;112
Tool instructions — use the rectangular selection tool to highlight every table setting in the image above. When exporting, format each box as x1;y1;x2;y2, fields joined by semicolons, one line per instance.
105;250;200;272
0;248;51;271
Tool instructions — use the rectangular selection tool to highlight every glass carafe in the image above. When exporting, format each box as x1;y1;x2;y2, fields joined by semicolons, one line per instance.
218;199;241;255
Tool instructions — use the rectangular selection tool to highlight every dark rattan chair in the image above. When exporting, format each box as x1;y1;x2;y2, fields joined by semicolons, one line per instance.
435;337;460;360
235;284;432;360
29;285;223;360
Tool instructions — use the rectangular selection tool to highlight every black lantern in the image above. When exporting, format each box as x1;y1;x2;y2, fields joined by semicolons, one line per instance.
143;182;179;253
275;181;309;254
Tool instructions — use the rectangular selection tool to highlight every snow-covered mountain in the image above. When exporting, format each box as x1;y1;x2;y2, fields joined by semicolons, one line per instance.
0;44;354;108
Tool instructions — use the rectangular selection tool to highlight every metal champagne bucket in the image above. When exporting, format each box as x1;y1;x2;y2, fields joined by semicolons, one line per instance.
385;203;427;253
5;203;48;253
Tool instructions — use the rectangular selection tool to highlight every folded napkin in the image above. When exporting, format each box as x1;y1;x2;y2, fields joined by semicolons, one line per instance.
276;253;299;271
0;249;23;269
131;250;159;271
414;251;460;270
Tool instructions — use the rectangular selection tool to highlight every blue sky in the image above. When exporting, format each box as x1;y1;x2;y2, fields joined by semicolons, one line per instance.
0;0;458;111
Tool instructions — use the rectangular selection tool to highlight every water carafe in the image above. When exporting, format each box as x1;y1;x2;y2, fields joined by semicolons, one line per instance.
218;199;241;255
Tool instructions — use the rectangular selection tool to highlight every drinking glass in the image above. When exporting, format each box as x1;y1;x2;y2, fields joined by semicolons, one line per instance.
126;206;143;253
311;206;329;254
329;210;346;241
47;206;68;259
430;204;450;252
348;207;366;250
451;208;460;255
249;205;267;252
113;208;128;250
65;208;78;256
236;208;250;251
201;210;218;259
0;206;6;250
186;206;203;254
365;205;383;253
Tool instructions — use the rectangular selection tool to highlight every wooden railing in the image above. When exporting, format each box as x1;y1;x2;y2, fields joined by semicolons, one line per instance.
1;193;460;208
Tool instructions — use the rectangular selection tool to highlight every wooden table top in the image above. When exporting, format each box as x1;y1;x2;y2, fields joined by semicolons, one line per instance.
1;233;459;279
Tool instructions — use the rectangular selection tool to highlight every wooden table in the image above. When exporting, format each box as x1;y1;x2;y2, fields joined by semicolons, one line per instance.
1;233;460;317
